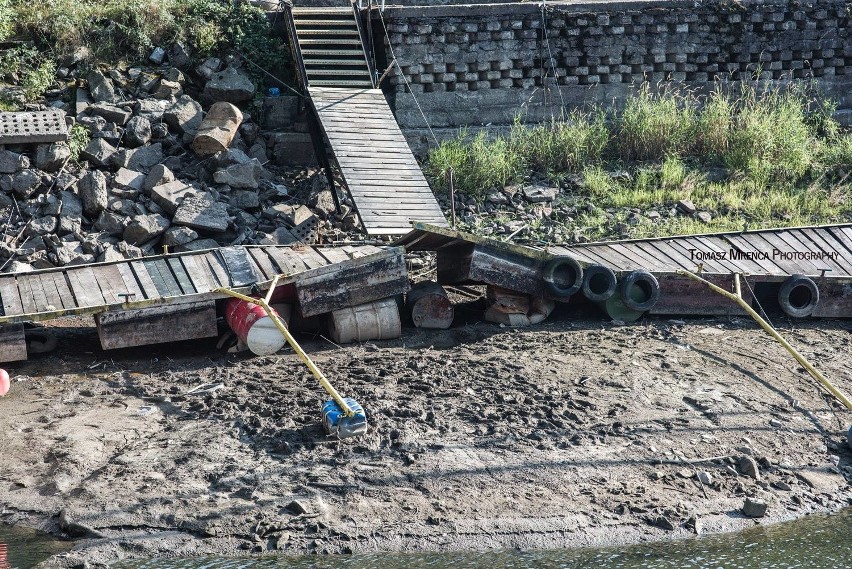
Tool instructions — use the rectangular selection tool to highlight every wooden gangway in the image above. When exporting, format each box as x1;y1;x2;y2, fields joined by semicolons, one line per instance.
285;3;447;236
308;87;447;235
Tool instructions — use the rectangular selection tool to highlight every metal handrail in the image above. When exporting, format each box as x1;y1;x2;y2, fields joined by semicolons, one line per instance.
351;0;378;87
281;0;310;92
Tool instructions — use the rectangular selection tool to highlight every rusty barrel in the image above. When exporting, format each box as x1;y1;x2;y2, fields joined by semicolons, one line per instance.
407;281;454;329
225;298;286;356
329;297;402;344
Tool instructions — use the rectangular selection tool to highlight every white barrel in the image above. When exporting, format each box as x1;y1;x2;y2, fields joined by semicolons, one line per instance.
328;297;402;344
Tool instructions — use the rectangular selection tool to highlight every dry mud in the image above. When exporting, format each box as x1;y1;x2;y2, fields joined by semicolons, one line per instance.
1;306;851;566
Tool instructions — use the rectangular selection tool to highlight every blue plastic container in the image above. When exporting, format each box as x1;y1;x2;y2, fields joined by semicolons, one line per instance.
268;87;281;97
322;397;367;439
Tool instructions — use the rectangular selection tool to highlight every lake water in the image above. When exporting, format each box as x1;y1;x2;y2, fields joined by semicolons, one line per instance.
5;509;851;568
0;525;70;568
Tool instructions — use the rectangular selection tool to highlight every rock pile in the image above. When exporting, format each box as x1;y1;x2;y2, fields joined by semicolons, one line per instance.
0;56;361;273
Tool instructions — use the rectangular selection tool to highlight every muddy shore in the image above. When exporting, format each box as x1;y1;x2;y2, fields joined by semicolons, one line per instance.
1;303;851;566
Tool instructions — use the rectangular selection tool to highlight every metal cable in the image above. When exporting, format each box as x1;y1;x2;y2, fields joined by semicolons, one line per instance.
377;7;439;147
742;274;775;329
541;0;566;111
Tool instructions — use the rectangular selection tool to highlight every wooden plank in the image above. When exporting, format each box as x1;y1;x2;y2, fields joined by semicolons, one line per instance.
67;267;106;307
142;259;172;297
722;234;785;274
96;301;218;350
605;242;669;272
129;261;160;299
265;247;307;275
800;228;852;275
150;259;183;296
0;323;27;362
91;264;128;304
114;263;145;302
248;248;278;280
701;236;767;274
628;242;681;272
769;231;827;275
315;247;351;264
0;279;25;317
48;272;74;309
204;252;230;287
166;257;197;295
217;247;260;287
292;247;329;270
16;275;39;314
678;237;735;274
180;254;216;293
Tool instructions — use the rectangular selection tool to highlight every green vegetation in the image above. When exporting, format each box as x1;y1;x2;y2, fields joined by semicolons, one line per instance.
426;83;852;241
3;0;282;64
67;124;91;162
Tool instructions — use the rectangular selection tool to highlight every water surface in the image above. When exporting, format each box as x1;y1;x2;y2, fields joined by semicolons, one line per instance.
115;508;852;568
0;524;70;569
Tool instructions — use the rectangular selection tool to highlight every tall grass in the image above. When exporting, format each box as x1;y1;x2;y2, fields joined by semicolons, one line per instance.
616;84;696;161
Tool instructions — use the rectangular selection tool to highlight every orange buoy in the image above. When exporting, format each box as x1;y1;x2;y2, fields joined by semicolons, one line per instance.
0;368;9;397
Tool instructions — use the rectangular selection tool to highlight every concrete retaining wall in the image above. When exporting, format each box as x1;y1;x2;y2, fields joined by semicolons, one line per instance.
371;1;852;128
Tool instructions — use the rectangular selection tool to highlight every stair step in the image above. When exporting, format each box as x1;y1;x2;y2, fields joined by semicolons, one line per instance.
294;19;356;27
309;79;374;87
307;68;372;76
298;38;363;46
292;7;351;15
297;28;360;37
302;48;366;56
303;56;367;67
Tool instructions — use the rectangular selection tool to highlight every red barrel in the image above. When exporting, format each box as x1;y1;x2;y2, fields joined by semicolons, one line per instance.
225;299;286;356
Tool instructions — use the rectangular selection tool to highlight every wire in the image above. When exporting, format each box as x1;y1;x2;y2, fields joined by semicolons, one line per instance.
541;0;566;111
376;7;439;147
234;48;306;99
741;274;774;329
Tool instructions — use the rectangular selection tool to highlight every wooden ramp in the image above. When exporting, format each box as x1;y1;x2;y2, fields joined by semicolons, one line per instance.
308;87;447;235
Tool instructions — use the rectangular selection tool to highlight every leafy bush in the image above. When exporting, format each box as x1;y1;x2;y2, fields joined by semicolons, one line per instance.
0;46;56;102
67;124;91;162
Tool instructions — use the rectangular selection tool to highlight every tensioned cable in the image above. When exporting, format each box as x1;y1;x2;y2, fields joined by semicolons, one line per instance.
376;5;439;147
541;0;566;111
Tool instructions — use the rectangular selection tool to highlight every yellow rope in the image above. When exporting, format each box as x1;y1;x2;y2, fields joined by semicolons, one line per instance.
217;284;356;417
678;270;852;412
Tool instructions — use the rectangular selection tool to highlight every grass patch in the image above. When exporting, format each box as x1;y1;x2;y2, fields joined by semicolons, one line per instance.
428;82;852;242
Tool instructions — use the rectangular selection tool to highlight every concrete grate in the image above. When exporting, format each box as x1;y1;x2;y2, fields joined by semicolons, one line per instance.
0;111;68;145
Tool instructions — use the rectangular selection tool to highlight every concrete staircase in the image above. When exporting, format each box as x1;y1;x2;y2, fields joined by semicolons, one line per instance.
292;6;374;88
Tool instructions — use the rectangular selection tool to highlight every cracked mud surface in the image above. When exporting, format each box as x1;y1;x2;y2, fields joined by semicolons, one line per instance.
1;309;851;565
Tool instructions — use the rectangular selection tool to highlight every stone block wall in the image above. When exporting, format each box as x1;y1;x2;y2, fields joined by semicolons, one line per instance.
374;1;852;128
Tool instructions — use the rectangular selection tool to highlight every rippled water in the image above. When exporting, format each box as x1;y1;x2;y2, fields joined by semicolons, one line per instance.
0;525;70;569
116;508;852;569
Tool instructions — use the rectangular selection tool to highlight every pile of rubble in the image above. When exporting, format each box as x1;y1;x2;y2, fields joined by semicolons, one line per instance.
0;56;362;273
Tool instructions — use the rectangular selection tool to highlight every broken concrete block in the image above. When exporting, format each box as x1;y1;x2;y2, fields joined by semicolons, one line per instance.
229;189;260;210
87;69;117;103
147;179;199;215
124;213;170;245
191;102;243;157
203;66;256;103
522;185;558;203
258;227;298;245
161;226;198;247
94;211;126;236
89;102;132;125
113;168;145;192
153;79;183;100
143;164;175;193
80;137;117;167
113;143;163;173
172;195;229;232
213;159;262;189
9;169;41;198
124;116;152;148
177;238;220;252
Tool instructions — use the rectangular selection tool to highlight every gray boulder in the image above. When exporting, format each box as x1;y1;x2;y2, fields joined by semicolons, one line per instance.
89;102;132;125
10;169;41;198
213;159;263;189
94;211;126;236
35;143;71;172
113;143;164;173
87;70;117;103
173;195;230;232
148;179;200;215
78;170;109;216
163;95;203;136
124;116;152;147
124;214;170;245
162;226;198;247
0;150;29;174
80;137;117;167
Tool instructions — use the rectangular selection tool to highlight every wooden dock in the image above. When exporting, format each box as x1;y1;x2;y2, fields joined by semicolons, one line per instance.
396;222;852;318
0;243;409;361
